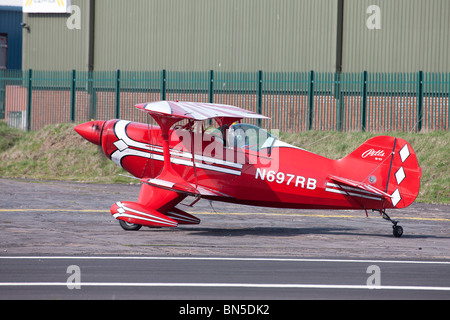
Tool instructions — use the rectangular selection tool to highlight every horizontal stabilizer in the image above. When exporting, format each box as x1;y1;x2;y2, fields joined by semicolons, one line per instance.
327;175;392;201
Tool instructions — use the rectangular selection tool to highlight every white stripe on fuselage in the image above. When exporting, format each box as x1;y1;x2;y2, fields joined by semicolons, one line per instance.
110;120;243;176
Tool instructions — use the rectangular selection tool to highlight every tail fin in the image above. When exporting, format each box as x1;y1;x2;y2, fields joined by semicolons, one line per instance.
337;136;421;209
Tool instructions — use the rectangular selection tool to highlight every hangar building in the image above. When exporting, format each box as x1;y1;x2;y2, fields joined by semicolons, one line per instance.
21;0;449;73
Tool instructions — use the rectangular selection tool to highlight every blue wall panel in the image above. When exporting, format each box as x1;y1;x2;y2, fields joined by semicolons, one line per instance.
0;6;22;69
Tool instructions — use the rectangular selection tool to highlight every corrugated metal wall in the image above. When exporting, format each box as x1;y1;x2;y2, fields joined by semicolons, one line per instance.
22;0;89;71
342;0;450;72
21;0;449;72
93;0;337;72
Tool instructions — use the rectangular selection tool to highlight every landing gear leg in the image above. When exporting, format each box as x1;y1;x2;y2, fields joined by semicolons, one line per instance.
380;210;403;238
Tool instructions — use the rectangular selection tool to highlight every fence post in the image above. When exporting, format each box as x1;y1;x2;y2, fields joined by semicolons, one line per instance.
115;69;121;119
307;70;314;130
161;69;166;101
257;70;263;127
26;69;32;131
335;72;344;132
208;70;214;103
70;69;76;122
361;70;368;132
417;70;423;132
0;70;5;120
88;71;96;120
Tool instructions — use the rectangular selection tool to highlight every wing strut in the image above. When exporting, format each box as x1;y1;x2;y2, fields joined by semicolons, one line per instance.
189;119;198;189
145;113;199;195
384;138;397;193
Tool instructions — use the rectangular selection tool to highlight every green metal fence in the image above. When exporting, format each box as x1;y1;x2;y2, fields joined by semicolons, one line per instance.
0;69;448;132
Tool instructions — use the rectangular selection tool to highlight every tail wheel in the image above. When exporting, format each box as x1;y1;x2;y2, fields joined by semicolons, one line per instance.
393;225;403;238
380;209;404;238
119;219;142;231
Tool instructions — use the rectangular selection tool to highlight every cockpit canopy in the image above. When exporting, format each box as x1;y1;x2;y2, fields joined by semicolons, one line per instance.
205;122;277;152
227;123;277;152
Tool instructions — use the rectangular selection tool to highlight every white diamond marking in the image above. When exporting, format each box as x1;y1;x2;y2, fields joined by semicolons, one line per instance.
114;139;128;152
391;189;401;207
395;167;406;185
399;144;410;163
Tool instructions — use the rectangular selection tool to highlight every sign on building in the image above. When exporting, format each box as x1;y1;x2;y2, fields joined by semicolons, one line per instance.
23;0;71;13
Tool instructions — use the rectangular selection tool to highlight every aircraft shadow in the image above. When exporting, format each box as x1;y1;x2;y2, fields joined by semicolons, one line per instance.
175;226;376;238
171;226;447;239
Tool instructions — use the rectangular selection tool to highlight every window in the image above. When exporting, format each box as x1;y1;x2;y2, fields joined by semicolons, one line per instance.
228;123;276;152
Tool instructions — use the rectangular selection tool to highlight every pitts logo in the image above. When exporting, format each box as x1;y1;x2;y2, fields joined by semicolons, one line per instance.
361;149;385;159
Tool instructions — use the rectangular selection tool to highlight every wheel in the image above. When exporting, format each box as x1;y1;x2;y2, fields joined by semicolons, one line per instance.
393;225;403;238
119;219;142;231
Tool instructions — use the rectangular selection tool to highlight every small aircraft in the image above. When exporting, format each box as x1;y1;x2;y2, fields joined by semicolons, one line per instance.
75;101;421;237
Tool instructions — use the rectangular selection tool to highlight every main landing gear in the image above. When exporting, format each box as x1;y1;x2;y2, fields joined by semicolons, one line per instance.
119;219;142;231
376;209;403;238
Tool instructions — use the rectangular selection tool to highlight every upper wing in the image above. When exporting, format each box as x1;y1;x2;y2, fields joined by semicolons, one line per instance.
136;101;269;123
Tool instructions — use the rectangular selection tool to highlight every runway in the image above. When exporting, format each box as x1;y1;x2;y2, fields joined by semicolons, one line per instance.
1;178;450;300
1;256;450;300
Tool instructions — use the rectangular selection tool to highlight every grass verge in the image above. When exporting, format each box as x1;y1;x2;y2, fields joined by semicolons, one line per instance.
0;122;128;184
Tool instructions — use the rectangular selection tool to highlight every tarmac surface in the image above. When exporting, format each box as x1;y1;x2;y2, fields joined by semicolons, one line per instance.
1;178;449;259
1;256;449;300
0;178;449;300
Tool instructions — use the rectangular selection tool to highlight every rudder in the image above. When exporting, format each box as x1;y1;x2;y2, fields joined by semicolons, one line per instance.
337;136;421;209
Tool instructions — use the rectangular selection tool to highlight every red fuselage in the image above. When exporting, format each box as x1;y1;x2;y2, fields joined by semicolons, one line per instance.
76;119;404;211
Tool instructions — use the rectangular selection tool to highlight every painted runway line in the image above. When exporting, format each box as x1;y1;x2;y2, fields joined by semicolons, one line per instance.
1;208;449;222
0;282;449;291
1;256;450;264
2;257;449;293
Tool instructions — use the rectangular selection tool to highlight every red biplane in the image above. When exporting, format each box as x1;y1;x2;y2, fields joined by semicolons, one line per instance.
75;101;421;237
